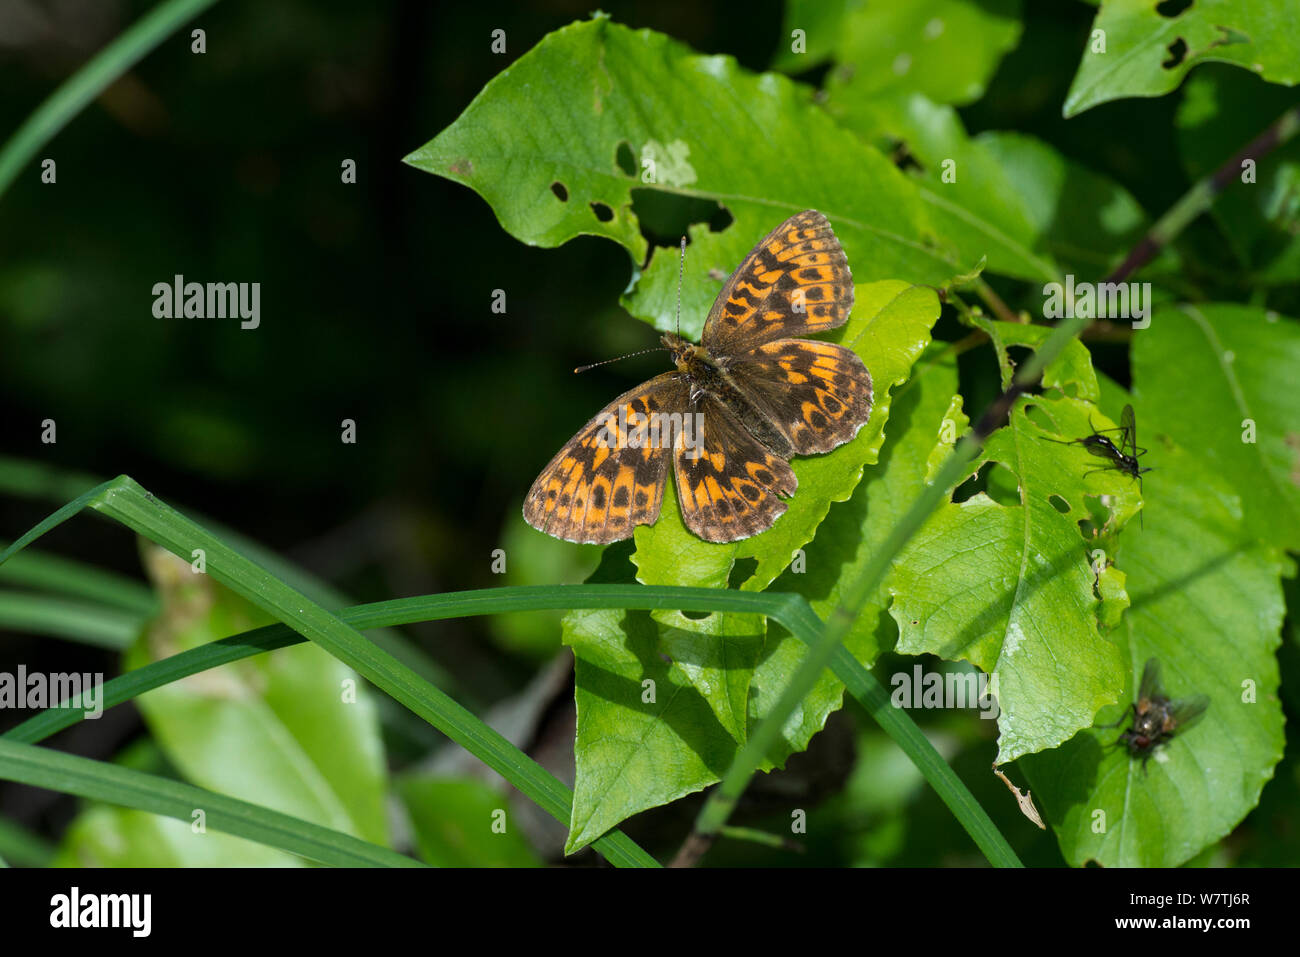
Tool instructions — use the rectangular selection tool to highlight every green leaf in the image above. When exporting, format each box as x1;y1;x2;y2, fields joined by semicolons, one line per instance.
1132;304;1300;551
1175;68;1300;284
54;806;304;867
828;93;1152;281
127;543;391;847
560;282;938;852
397;775;542;867
1020;440;1288;866
978;318;1101;400
1064;0;1300;118
887;392;1133;764
760;345;962;756
787;0;1024;106
405;14;958;340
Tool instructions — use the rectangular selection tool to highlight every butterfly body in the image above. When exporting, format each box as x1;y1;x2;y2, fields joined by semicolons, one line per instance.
662;331;795;458
525;210;872;545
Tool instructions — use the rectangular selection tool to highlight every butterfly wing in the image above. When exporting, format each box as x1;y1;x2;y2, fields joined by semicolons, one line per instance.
725;338;873;455
702;210;854;357
523;374;689;544
673;394;798;543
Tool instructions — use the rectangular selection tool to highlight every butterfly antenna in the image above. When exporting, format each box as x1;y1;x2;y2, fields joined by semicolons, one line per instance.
573;348;667;374
675;235;686;337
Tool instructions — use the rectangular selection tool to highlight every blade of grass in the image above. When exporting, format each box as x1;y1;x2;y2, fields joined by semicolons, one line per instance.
0;456;453;694
0;479;659;868
0;546;157;615
3;583;1018;866
0;590;143;649
0;739;421;868
0;0;219;200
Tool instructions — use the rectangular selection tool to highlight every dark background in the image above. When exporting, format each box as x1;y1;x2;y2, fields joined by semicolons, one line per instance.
2;0;1292;866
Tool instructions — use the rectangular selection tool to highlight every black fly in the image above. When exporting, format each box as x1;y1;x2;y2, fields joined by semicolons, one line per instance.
1047;403;1152;525
1103;658;1209;773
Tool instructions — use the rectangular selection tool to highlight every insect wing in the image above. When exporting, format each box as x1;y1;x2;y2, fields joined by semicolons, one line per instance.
1120;404;1138;458
1136;657;1163;702
1168;693;1210;730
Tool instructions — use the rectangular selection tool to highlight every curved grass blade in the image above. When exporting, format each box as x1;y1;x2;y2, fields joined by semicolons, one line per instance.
0;479;658;868
3;580;1018;866
0;0;219;200
0;740;420;868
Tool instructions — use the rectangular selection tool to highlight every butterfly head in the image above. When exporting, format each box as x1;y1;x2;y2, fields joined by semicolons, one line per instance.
661;331;705;371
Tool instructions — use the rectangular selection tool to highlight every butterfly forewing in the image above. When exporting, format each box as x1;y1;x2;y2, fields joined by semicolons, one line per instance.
702;210;855;357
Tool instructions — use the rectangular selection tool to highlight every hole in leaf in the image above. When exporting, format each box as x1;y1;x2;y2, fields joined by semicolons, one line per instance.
708;205;734;233
628;189;733;263
1156;0;1192;17
1006;345;1036;374
891;140;925;174
1162;37;1187;69
615;141;636;177
954;461;1019;506
728;557;758;589
550;181;568;201
590;201;614;222
1049;494;1070;514
681;609;711;620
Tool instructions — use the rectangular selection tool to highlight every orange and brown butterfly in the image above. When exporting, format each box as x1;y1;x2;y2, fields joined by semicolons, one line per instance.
523;209;872;544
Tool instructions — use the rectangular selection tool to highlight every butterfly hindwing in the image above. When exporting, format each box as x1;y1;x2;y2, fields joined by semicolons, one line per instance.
702;209;855;357
726;339;873;455
673;394;798;543
523;374;688;544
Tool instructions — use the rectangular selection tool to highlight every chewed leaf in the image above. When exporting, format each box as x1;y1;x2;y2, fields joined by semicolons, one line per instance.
405;16;956;339
1065;0;1300;117
887;394;1133;764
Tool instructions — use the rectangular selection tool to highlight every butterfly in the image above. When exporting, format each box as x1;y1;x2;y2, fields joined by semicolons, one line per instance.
523;209;873;544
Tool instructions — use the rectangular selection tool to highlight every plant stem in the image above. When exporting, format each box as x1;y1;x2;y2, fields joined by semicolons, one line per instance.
1104;105;1300;284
